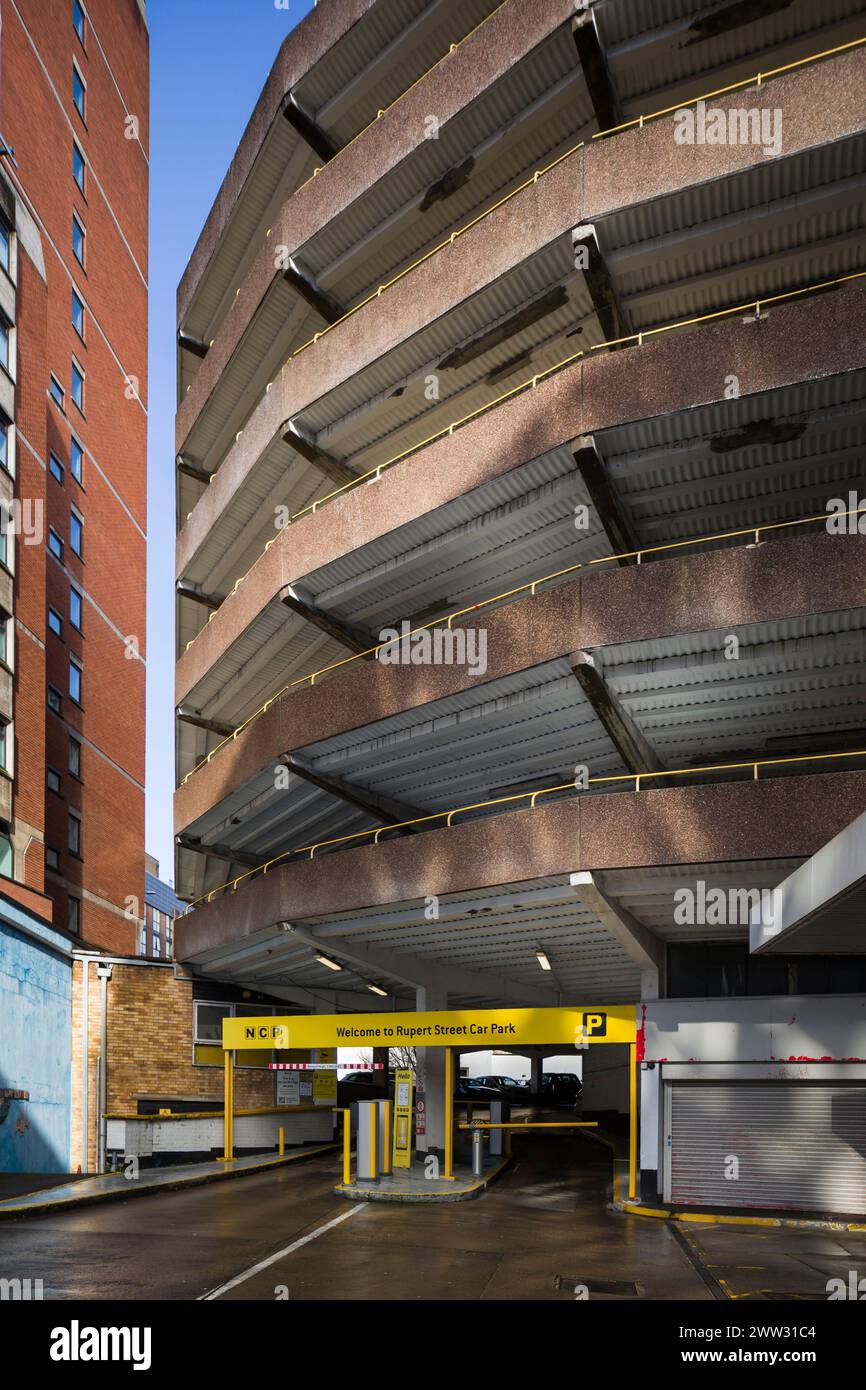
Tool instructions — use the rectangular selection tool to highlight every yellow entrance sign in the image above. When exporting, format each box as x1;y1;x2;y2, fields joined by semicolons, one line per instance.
222;1005;636;1051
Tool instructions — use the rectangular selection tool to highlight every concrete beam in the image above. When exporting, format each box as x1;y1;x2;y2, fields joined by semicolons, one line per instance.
176;580;223;611
572;224;629;344
175;770;866;962
279;583;373;656
177;455;211;486
569;869;663;997
282;258;346;325
177;331;210;360
176;705;236;739
572;433;637;561
282;420;358;489
176;835;268;871
283;753;426;833
281;93;342;163
570;650;663;775
571;7;622;132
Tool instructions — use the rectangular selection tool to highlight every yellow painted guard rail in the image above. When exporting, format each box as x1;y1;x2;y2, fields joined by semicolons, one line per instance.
182;497;866;785
186;745;866;911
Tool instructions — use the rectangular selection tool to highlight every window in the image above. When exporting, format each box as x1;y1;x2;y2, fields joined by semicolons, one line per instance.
72;214;85;266
73;0;85;44
194;1003;233;1044
69;656;82;704
0;615;7;666
48;607;63;637
0;833;11;879
165;917;173;957
72;289;85;338
71;360;84;412
68;810;81;856
68;896;80;935
69;735;81;778
70;510;83;557
49;452;64;484
46;846;60;872
0;419;8;474
73;64;86;119
50;375;65;409
0;722;7;773
70;587;82;631
0;319;9;373
0;222;9;275
47;766;61;794
48;527;63;560
138;923;147;957
73;141;86;192
48;684;62;713
70;436;84;484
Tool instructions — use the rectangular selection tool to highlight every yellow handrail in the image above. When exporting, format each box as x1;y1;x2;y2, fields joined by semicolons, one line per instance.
184;746;866;910
591;35;866;140
180;499;866;784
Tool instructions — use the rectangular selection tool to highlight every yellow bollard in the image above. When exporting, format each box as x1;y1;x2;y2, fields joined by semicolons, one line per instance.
342;1109;351;1187
278;1127;285;1157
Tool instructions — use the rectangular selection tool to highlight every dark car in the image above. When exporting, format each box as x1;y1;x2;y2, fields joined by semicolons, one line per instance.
473;1074;532;1105
541;1072;581;1106
455;1077;500;1103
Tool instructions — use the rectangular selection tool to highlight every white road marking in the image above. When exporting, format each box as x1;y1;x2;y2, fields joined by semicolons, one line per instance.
199;1204;366;1300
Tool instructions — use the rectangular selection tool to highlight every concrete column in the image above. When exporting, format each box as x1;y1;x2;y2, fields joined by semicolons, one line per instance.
414;986;447;1155
372;1046;390;1097
529;1055;543;1102
639;1063;661;1202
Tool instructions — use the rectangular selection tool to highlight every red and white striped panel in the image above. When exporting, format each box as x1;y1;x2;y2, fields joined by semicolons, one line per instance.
268;1062;385;1071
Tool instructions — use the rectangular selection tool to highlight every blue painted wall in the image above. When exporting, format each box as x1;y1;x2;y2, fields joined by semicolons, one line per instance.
0;902;72;1173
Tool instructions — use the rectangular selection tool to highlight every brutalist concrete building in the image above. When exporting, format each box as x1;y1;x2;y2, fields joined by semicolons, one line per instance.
174;0;866;1215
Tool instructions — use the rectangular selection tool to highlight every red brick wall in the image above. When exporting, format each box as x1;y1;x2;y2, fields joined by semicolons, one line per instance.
0;0;148;947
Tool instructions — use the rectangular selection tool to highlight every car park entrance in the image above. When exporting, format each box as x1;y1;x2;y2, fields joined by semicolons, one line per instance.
221;1005;638;1199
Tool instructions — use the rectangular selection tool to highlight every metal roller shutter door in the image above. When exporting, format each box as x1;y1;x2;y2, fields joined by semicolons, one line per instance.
666;1082;866;1214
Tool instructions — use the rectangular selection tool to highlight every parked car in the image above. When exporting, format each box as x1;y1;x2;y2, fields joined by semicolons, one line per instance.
541;1072;581;1106
473;1074;532;1105
454;1077;500;1103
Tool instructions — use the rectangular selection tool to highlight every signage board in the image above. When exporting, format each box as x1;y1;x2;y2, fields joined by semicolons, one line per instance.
223;1006;636;1051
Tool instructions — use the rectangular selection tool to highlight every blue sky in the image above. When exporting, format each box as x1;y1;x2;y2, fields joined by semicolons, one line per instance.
146;0;313;882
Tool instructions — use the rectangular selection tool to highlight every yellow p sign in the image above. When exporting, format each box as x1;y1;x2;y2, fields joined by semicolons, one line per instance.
582;1012;607;1038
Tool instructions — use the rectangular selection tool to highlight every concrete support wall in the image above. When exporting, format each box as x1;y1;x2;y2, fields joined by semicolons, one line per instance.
582;1044;629;1118
414;986;447;1155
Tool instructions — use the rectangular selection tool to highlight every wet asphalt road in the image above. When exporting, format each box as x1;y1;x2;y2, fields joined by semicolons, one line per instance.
1;1134;862;1301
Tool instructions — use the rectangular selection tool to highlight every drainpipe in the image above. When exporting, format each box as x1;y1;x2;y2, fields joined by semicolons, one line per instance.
81;959;89;1170
94;962;112;1172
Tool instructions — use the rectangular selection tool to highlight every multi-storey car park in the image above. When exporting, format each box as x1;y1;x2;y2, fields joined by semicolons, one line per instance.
173;0;866;1216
